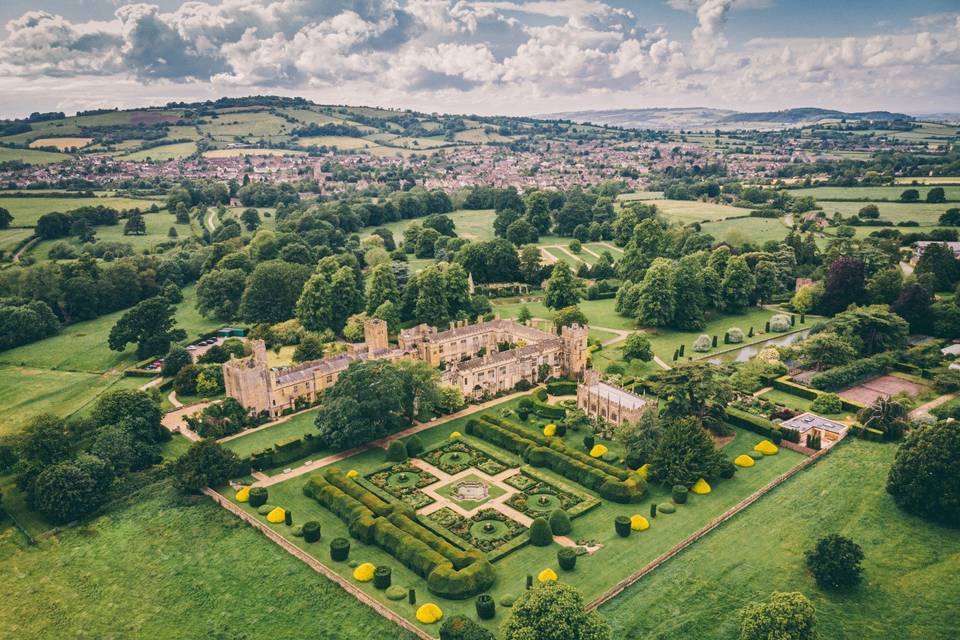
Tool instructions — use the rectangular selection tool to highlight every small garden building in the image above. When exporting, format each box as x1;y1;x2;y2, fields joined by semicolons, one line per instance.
780;412;848;448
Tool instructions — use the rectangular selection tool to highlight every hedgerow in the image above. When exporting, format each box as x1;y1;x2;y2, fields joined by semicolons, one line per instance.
810;352;896;391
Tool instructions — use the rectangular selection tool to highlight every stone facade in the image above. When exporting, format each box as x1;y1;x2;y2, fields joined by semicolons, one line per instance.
576;370;649;426
224;317;589;416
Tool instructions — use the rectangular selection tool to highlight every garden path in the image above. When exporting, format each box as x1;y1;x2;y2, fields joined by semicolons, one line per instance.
138;376;163;391
538;246;558;265
910;391;957;419
160;402;209;441
167;390;183;408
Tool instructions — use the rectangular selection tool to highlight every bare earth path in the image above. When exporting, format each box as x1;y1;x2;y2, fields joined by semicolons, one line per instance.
161;401;211;441
910;392;957;419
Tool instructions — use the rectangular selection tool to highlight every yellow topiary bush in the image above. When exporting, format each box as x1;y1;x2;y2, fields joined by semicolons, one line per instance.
630;515;650;531
353;563;375;582
235;486;250;503
637;463;650;479
691;478;711;495
346;469;359;478
416;603;443;624
543;423;557;437
537;568;558;583
266;507;286;523
734;454;755;468
754;440;779;456
589;444;608;458
449;431;461;439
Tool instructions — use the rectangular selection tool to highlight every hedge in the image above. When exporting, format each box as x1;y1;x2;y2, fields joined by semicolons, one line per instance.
614;515;631;537
302;520;321;543
248;486;268;508
557;547;577;571
672;485;688;504
330;537;351;561
545;380;578;396
249;432;327;469
809;353;896;391
465;416;645;503
724;406;780;438
771;375;819;400
475;594;496;620
374;566;392;590
304;468;495;599
529;517;553;546
530;388;566;420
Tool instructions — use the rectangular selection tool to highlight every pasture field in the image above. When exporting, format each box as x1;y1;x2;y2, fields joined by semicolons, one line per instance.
296;135;380;150
894;176;960;185
617;191;665;201
600;439;960;640
792;185;960;201
816;201;951;225
201;148;305;159
0;195;164;227
0;146;70;165
491;296;635;330
453;128;512;143
0;227;33;255
221;409;322;459
201;111;292;138
0;482;409;640
223;394;804;635
120;141;198;161
700;217;789;246
30;211;194;258
654;199;751;224
27;137;92;151
362;209;497;244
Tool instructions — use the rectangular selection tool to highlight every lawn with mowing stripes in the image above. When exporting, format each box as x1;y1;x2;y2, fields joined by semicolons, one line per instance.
222;409;324;459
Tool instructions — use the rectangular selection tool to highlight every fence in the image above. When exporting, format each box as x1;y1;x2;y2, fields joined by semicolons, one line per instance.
203;488;434;640
587;446;831;611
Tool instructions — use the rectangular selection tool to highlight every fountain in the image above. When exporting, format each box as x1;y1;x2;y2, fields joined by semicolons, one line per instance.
453;480;489;501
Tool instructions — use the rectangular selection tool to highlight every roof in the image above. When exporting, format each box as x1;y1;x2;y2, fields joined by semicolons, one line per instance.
780;412;848;435
581;380;649;411
941;343;960;357
453;339;562;372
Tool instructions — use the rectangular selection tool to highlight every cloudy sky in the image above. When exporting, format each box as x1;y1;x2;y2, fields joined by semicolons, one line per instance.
1;0;958;119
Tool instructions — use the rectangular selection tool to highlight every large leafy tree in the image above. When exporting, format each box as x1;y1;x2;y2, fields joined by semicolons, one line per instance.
241;260;311;324
552;305;588;331
455;239;521;283
501;583;610;640
818;256;865;315
365;263;400;314
329;266;363;333
618;218;665;282
890;282;933;334
649;417;725;487
614;407;661;468
622;333;653;362
721;255;756;312
196;268;247;320
805;534;865;590
739;592;817;640
544;262;582;310
636;257;676;326
650;363;732;428
886;421;960;526
753;260;780;305
314;361;414;450
826;305;909;356
519;245;544;284
798;332;858;370
90;389;166;444
31;461;105;523
172;440;243;494
108;296;186;359
671;255;705;330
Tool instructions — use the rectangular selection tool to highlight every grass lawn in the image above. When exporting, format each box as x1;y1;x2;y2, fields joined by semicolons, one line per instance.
599;439;960;640
0;146;70;165
491;296;637;331
222;409;323;459
223;396;805;635
816;201;951;226
758;389;854;422
792;185;960;201
654;200;752;225
0;366;118;436
699;217;790;246
363;209;497;244
0;482;410;640
30;211;195;259
0;195;164;227
120;141;198;161
0;227;34;255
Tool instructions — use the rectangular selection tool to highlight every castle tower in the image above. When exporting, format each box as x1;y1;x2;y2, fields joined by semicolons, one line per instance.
364;318;389;355
561;323;589;379
222;339;272;415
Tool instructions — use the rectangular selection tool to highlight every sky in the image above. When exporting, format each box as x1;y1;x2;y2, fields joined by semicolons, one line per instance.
1;0;958;119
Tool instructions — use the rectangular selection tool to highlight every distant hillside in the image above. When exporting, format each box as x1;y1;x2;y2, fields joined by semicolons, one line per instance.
540;106;913;130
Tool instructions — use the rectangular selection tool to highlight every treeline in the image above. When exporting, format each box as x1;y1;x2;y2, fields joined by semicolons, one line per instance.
292;123;365;138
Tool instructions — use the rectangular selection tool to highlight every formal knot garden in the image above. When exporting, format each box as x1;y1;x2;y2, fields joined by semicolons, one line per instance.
222;393;807;637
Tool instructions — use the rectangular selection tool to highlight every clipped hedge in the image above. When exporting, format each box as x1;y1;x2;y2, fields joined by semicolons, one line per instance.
810;352;896;391
475;594;496;620
772;375;819;400
614;515;631;537
529;517;553;546
557;547;577;571
304;468;495;599
530;388;566;420
545;380;578;396
330;537;351;561
248;486;268;508
724;406;779;438
374;566;392;590
302;520;321;543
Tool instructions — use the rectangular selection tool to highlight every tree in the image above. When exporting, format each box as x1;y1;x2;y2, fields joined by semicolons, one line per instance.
865;268;903;305
636;257;676;326
622;333;653;362
440;615;495;640
396;359;442;419
506;218;539;245
615;408;661;467
196;268;247;321
900;188;920;203
501;582;610;640
123;213;146;235
618;218;664;281
17;414;70;466
241;260;311;324
753;260;780;305
108;297;186;359
649;417;725;487
671;256;705;330
886;421;960;526
329;266;363;333
938;207;960;226
739;592;817;640
818;256;865;316
172;440;242;493
650;363;732;428
552;305;588;331
517;305;533;324
0;206;12;229
240;208;261;231
721;256;756;312
926;186;946;203
314;361;413;450
544;262;582;310
32;461;104;523
366;263;400;314
891;283;933;333
827;305;909;355
414;266;449;324
519;245;544;284
292;334;326;362
857;204;880;219
915;243;959;291
61;275;100;322
799;332;857;370
372;300;400;335
805;534;864;590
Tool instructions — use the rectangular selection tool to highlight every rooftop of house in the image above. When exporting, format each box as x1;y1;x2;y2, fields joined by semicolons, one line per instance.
780;412;848;435
581;379;649;411
451;339;562;372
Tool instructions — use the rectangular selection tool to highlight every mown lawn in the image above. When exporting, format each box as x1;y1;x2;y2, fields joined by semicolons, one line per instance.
0;195;164;227
600;439;960;640
699;217;790;246
0;482;413;640
361;209;496;244
222;409;323;459
224;396;804;635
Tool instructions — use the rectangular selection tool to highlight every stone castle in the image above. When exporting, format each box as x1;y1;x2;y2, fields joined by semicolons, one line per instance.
576;369;650;427
224;317;588;417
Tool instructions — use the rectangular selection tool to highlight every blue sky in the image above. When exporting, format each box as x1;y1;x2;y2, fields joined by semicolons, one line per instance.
0;0;958;118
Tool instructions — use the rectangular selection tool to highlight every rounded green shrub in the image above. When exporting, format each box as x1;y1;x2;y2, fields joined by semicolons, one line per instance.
439;615;496;640
658;503;676;514
373;565;392;590
330;537;351;561
771;429;783;445
385;439;408;462
385;585;407;601
291;525;304;537
672;485;688;504
770;314;791;332
548;509;572;535
406;434;425;457
248;486;268;507
583;435;595;451
693;334;712;352
302;520;321;543
557;547;577;571
475;593;496;620
718;462;737;479
727;327;744;344
499;594;518;607
256;503;274;515
748;451;764;460
529;517;553;546
614;515;631;537
811;392;843;414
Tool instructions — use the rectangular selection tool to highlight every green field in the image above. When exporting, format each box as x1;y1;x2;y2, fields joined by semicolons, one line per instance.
30;211;195;258
816;201;951;226
362;209;497;244
0;195;164;227
224;395;804;635
792;185;960;201
600;439;960;640
700;217;790;246
491;296;636;330
0;482;412;640
655;200;752;224
120;142;198;161
222;409;323;459
0;227;33;255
